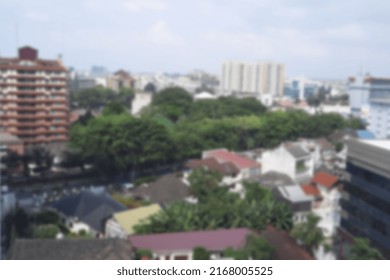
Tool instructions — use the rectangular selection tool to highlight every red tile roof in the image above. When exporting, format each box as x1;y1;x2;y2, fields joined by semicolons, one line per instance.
129;228;253;252
186;158;239;176
312;172;338;189
204;149;260;170
301;184;320;196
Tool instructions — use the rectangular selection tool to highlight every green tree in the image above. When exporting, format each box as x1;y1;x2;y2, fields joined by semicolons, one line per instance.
151;87;193;122
69;114;175;178
349;238;383;260
135;249;153;260
245;235;275;260
102;101;127;116
33;224;60;239
291;214;324;254
188;168;222;201
193;247;211;260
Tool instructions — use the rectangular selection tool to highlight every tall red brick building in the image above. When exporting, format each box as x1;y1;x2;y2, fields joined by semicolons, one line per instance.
0;46;69;145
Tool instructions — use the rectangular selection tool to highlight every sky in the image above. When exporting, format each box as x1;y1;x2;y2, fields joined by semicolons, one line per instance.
1;0;390;79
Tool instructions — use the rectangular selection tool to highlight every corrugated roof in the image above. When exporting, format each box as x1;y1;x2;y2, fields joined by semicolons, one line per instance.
129;228;253;252
278;185;313;202
113;204;161;235
186;157;239;176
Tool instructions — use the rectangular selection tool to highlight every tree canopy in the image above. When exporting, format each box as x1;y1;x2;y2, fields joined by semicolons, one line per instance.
349;238;383;260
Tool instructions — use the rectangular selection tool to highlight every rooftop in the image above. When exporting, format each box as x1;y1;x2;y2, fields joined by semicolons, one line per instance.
129;228;253;252
301;184;320;196
9;239;134;260
312;172;339;189
186;157;239;176
131;174;190;206
361;140;390;151
203;149;260;169
284;143;311;159
113;204;162;235
51;190;126;232
262;226;313;260
277;185;313;203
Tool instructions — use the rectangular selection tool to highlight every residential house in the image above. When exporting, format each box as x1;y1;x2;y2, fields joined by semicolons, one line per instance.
202;149;261;180
261;142;314;183
105;204;162;238
129;228;254;260
185;148;261;195
129;227;313;260
9;239;134;260
273;185;313;224
51;189;126;236
301;172;341;238
131;174;190;207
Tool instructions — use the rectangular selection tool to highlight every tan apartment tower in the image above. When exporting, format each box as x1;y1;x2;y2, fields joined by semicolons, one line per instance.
0;46;69;145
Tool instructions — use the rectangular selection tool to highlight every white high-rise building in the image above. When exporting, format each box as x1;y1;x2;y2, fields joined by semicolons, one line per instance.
221;61;285;97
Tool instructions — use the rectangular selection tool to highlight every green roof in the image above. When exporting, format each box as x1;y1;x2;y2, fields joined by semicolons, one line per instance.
113;204;161;234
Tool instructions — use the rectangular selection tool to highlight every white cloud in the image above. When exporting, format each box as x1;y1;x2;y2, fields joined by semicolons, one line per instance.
122;0;167;12
135;20;186;46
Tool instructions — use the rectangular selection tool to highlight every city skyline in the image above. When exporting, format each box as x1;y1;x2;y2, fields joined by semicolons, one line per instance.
1;0;390;79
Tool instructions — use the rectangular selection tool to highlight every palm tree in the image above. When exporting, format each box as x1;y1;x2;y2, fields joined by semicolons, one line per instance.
271;203;293;231
291;214;324;255
350;238;383;260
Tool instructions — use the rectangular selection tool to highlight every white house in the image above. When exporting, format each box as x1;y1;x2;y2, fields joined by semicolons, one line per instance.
301;172;341;238
261;142;314;183
274;185;313;224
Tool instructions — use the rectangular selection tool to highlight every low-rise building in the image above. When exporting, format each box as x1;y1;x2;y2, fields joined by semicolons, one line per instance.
51;189;126;235
301;172;341;238
273;185;313;224
9;239;134;260
261;142;314;183
105;204;162;238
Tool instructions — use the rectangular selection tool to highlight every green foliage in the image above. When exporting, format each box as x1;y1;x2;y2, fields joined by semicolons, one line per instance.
134;174;293;234
349;238;383;260
223;235;274;260
335;142;344;152
245;235;275;260
188;168;222;201
136;248;153;260
223;247;248;260
102;101;127;116
151;87;193;122
112;194;147;208
31;210;61;225
69;114;175;177
72;86;134;109
291;214;324;254
33;224;60;239
193;247;211;260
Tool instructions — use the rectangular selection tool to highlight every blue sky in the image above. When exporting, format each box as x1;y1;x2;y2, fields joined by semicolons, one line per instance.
1;0;389;78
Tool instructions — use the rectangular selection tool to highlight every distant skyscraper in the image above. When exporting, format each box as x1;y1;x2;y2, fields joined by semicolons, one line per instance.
221;61;285;97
